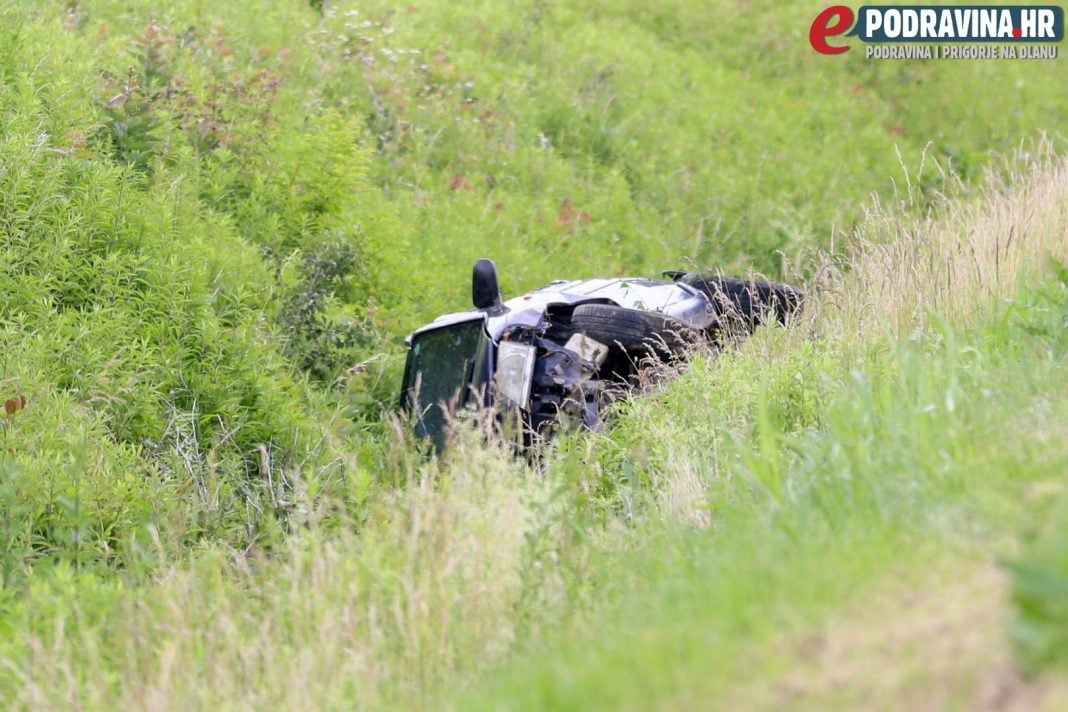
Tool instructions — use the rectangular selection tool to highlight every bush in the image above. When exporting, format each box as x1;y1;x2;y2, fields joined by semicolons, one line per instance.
0;9;361;574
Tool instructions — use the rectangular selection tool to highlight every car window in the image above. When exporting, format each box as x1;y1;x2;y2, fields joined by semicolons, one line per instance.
403;320;486;448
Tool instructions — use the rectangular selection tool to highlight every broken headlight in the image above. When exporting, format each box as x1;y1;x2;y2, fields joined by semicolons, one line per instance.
495;341;536;408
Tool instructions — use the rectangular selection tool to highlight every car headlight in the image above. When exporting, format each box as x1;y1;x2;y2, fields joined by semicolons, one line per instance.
496;341;536;408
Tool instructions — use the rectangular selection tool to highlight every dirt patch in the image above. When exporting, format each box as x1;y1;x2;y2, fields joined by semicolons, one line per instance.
758;561;1067;710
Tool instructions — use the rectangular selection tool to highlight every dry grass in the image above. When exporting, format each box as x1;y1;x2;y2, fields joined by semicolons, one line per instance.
753;562;1061;711
817;144;1068;337
12;432;560;711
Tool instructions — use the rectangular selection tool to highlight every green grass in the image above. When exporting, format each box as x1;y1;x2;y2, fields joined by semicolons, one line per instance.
460;274;1068;709
0;0;1067;708
3;155;1064;709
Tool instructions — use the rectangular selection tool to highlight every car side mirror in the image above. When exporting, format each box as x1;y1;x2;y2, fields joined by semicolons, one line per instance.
472;258;504;311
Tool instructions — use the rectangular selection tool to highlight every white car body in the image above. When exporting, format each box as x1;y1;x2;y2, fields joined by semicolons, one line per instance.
408;276;716;343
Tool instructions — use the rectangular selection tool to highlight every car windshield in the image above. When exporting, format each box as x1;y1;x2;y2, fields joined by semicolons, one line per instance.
402;319;488;449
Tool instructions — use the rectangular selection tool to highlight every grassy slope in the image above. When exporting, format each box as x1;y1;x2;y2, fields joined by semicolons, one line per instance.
0;0;1067;709
463;304;1068;708
452;153;1068;710
7;150;1065;712
19;0;1066;326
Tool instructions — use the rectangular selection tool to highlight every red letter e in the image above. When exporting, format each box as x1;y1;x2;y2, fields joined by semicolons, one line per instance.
810;5;855;54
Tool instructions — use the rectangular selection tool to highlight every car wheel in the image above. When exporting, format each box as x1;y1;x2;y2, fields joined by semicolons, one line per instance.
679;274;804;331
569;303;695;356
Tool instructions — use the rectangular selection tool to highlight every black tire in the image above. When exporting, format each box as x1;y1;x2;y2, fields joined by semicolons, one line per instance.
569;304;694;356
680;274;804;331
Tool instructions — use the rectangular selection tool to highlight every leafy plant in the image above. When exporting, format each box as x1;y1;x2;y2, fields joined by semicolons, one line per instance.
281;240;376;384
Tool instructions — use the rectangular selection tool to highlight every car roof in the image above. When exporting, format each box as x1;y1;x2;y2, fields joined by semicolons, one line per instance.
407;276;709;343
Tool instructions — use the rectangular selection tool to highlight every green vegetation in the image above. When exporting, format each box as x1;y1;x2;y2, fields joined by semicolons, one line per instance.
1007;266;1068;676
0;0;1066;708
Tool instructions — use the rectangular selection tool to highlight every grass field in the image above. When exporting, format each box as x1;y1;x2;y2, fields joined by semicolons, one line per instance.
0;1;1066;709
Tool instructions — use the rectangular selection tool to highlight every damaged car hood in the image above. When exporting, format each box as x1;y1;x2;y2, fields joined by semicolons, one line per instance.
409;277;715;342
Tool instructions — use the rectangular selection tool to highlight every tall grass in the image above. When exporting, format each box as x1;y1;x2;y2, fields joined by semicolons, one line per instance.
821;139;1068;337
1;0;1067;708
5;434;559;709
4;148;1066;710
0;0;1064;572
454;150;1068;710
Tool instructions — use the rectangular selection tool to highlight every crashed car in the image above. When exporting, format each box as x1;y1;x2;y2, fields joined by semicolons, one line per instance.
400;259;803;450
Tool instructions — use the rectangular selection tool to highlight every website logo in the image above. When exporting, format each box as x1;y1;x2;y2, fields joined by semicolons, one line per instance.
810;5;1064;57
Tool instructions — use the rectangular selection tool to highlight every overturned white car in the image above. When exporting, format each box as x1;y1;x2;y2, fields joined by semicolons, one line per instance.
400;259;803;450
